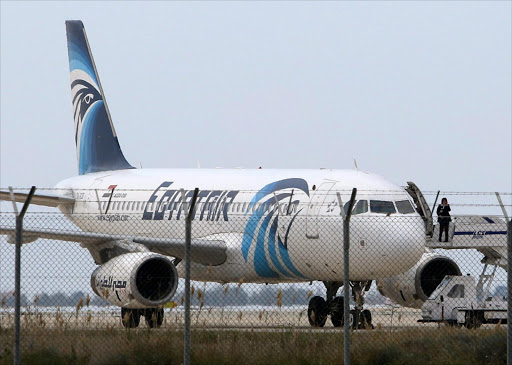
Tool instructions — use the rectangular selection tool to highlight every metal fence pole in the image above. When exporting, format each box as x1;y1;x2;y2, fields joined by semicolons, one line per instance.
343;188;357;365
508;219;512;365
12;186;36;365
184;188;199;365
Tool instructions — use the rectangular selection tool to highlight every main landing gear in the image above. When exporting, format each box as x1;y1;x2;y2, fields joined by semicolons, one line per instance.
307;281;374;329
121;307;164;328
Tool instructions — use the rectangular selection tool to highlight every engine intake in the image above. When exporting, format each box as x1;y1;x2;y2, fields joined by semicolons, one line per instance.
91;252;178;308
136;257;176;302
377;252;461;308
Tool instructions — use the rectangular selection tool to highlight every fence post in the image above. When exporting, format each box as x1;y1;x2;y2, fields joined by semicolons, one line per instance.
508;219;512;365
343;188;357;365
184;188;199;365
11;186;36;365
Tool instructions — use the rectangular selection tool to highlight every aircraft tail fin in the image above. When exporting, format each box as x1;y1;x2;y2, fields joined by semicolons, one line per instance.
65;20;133;175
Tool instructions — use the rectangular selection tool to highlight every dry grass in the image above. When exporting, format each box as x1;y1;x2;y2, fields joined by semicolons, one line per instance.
0;326;506;365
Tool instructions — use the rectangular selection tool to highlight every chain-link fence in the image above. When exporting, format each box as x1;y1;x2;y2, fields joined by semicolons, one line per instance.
0;188;510;364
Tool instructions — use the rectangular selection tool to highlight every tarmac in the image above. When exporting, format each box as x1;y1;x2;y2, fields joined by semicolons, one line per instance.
0;305;442;331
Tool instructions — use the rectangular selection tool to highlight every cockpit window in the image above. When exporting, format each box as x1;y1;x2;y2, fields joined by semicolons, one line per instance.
343;200;368;215
370;200;396;214
396;200;415;214
353;200;368;215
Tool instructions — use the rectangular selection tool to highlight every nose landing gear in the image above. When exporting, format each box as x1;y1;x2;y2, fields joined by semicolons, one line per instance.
307;280;374;329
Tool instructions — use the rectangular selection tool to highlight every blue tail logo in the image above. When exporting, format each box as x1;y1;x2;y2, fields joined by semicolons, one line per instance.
66;20;133;175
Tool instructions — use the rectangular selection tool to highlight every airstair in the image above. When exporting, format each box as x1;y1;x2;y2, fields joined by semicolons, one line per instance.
405;182;509;271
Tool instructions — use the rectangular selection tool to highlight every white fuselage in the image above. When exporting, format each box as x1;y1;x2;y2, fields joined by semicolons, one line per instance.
54;168;426;284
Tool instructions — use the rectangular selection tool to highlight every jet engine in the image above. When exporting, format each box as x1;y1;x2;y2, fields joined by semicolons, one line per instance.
91;252;178;308
377;251;461;308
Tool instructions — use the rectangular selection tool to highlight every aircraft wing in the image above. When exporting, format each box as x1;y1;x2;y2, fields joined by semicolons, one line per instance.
0;191;75;207
0;227;227;266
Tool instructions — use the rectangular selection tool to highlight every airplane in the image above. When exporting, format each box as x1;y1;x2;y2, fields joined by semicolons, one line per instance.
1;20;465;329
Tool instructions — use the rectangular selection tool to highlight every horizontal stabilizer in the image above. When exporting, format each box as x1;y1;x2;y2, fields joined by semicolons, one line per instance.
0;191;75;207
0;227;226;266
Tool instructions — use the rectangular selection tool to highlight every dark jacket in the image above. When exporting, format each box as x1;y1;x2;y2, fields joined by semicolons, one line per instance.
437;204;451;223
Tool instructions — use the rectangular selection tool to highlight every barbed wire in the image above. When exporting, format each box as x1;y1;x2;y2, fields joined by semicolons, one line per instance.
2;187;511;195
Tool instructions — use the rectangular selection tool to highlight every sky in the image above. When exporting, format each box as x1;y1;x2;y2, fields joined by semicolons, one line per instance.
1;1;510;194
0;2;511;295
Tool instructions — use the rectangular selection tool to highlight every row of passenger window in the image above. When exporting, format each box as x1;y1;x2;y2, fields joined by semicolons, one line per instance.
99;200;300;214
343;199;415;215
98;199;414;215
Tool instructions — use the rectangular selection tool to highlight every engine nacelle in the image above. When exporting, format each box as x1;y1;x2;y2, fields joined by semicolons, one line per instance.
377;251;461;308
91;252;178;308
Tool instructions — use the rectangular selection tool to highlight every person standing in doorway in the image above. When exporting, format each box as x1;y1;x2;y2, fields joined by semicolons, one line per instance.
437;198;451;242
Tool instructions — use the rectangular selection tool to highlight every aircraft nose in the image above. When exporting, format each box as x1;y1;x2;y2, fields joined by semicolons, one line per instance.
350;216;426;278
388;215;426;267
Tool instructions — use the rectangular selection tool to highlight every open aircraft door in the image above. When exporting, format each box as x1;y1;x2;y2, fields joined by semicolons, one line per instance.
405;181;434;237
306;181;336;239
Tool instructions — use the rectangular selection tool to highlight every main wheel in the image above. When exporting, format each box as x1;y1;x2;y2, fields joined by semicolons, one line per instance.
144;308;164;328
121;308;140;328
330;296;344;327
308;296;328;327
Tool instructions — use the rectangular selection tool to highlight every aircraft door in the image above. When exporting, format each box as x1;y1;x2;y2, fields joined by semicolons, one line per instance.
306;181;336;239
405;181;433;237
89;178;106;214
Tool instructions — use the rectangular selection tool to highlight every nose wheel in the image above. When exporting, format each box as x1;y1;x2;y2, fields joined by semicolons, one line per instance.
306;281;374;329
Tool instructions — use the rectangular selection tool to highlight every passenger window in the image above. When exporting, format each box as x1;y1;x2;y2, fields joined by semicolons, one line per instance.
370;200;396;214
447;284;465;298
396;200;415;214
